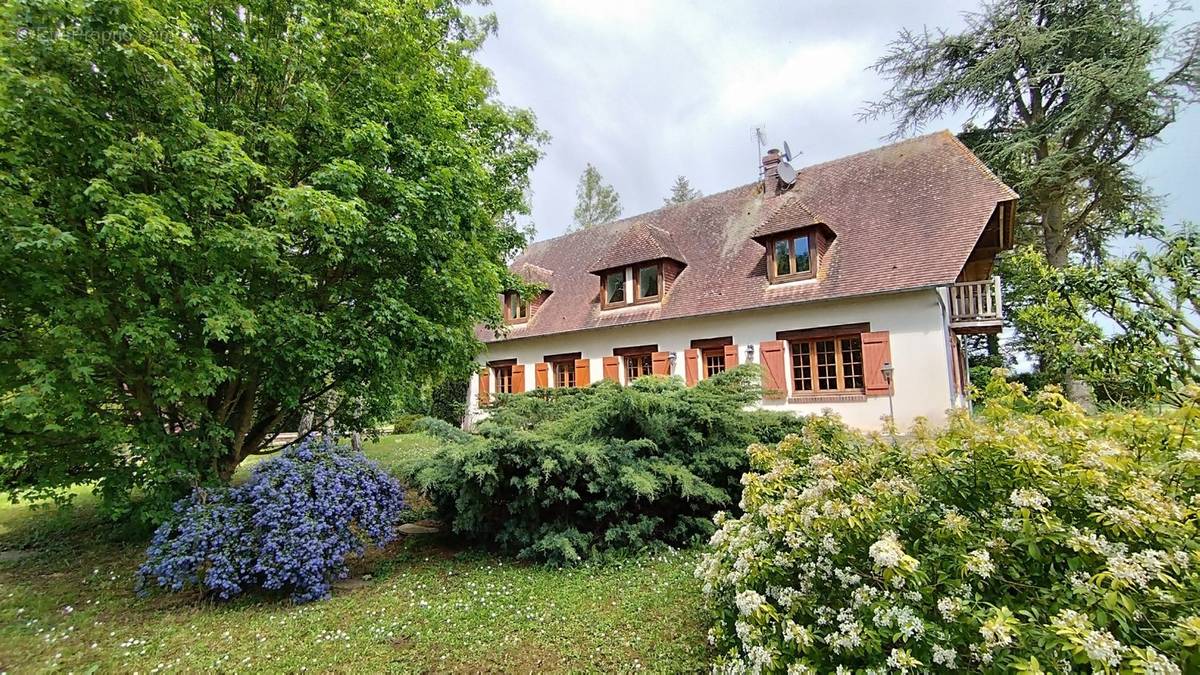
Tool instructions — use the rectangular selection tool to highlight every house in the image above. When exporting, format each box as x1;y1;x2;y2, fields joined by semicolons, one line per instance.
469;131;1017;430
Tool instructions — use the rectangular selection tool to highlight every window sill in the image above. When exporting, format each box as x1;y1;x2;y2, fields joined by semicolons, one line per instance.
599;301;660;312
766;277;818;290
786;393;867;404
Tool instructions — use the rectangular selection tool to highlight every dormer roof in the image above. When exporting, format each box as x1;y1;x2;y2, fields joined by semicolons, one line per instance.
586;222;686;274
479;130;1018;344
751;195;825;241
515;262;555;287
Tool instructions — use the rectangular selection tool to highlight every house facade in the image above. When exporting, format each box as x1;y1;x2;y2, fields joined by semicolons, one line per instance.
468;131;1017;430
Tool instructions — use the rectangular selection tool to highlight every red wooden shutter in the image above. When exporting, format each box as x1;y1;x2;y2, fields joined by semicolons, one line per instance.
760;340;788;400
724;344;739;367
862;331;893;396
534;362;549;389
684;349;700;386
478;368;490;405
603;356;621;382
574;358;590;386
511;364;526;394
651;351;670;376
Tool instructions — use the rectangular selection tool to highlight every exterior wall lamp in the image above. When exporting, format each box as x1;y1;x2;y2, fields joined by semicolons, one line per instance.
745;344;754;363
668;351;677;371
881;361;896;439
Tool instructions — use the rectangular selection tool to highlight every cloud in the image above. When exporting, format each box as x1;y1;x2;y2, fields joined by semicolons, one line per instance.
475;1;1199;241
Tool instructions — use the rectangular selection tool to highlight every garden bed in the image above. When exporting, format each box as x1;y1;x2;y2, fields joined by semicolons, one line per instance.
0;435;711;672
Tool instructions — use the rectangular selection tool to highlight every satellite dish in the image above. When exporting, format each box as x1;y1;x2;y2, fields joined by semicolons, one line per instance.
783;141;794;161
777;160;797;185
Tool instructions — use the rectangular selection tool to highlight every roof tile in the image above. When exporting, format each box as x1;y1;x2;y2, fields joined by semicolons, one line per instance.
482;131;1016;344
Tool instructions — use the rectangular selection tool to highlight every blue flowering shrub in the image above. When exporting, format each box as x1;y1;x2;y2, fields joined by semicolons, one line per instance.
697;371;1200;673
138;437;405;603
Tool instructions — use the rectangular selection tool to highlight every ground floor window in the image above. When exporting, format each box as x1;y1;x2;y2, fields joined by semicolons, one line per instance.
790;335;864;393
554;360;576;388
624;353;653;382
703;348;726;378
493;365;513;394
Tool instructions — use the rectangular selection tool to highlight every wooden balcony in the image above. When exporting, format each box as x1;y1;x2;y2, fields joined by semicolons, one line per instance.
949;276;1003;334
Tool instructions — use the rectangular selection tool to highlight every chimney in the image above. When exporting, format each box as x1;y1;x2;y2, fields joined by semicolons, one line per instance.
762;148;781;197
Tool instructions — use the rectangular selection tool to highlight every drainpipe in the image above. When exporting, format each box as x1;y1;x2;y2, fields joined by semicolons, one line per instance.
934;287;965;412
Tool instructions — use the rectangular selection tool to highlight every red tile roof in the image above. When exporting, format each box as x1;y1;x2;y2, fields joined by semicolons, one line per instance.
587;222;686;273
482;131;1017;344
751;197;823;240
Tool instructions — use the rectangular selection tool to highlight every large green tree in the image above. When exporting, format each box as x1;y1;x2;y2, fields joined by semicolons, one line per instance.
0;0;542;519
1005;225;1200;404
864;0;1199;403
571;163;621;230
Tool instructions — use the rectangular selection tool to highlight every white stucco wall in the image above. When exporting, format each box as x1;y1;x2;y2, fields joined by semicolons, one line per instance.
468;289;958;430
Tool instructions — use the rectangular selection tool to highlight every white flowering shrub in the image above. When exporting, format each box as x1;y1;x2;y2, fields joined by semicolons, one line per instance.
697;372;1200;673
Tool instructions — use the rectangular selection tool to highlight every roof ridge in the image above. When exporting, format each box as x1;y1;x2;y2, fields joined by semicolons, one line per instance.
791;129;949;176
522;182;758;250
521;130;1003;254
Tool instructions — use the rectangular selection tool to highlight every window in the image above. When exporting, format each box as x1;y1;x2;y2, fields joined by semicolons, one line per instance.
493;365;514;394
634;263;661;302
789;335;863;393
768;232;814;282
624;353;653;381
554;360;575;388
603;271;625;307
703;349;726;378
504;293;528;323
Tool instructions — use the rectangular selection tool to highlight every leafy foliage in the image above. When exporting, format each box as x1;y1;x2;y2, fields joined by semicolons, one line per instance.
0;0;542;520
138;437;405;603
407;367;793;564
698;371;1200;672
571;163;622;230
1003;229;1199;405
864;0;1200;403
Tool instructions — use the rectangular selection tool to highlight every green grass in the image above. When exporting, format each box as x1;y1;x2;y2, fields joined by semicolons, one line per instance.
0;434;711;673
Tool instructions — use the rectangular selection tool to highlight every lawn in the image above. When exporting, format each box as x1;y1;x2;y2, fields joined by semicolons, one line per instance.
0;434;712;673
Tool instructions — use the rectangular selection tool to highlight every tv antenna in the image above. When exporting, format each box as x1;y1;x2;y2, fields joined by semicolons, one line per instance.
754;125;767;176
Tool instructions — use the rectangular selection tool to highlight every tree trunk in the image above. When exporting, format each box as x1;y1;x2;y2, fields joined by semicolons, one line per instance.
351;431;362;453
216;449;243;482
298;408;314;436
1041;199;1096;411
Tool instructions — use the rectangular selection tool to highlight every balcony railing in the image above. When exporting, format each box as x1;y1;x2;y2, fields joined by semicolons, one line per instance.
949;276;1003;333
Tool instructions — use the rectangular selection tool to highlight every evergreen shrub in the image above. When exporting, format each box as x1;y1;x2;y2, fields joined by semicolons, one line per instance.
411;415;472;443
408;367;785;564
697;371;1200;673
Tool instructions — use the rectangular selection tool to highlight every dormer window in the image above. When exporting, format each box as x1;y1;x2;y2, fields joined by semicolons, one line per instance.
504;292;529;324
768;232;814;283
603;271;625;308
588;223;686;310
634;263;661;303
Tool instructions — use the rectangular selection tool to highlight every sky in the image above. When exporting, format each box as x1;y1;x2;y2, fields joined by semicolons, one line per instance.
474;0;1199;243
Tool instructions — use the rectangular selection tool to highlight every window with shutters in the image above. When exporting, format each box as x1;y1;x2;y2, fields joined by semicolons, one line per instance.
703;348;726;378
493;365;514;394
789;335;864;393
767;232;815;283
624;353;653;381
554;360;576;388
503;292;528;324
